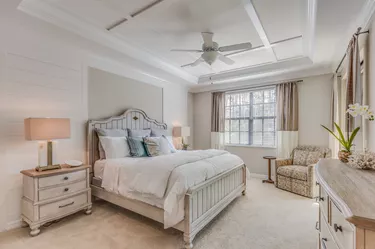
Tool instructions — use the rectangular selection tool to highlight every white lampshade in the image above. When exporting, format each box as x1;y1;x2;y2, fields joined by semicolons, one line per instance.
24;118;71;141
173;126;190;137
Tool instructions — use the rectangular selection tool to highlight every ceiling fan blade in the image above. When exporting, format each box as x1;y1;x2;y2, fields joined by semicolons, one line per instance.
218;42;252;52
218;53;235;65
201;32;214;47
181;57;204;68
171;49;203;52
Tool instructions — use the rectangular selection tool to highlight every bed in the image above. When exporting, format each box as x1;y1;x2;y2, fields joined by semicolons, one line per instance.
88;109;247;248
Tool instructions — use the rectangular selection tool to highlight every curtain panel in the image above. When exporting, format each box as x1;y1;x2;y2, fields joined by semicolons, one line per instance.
276;82;299;158
211;92;225;149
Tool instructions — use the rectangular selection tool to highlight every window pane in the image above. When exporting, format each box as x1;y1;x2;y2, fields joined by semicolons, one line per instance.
225;107;231;118
240;93;250;104
231;120;239;131
240;120;249;131
231;94;240;105
231;132;239;144
252;132;262;145
263;132;275;146
264;104;275;117
253;91;263;104
264;90;276;103
232;106;240;118
225;95;231;106
253;119;262;132
263;119;275;132
240;105;250;118
225;132;230;144
253;104;263;117
240;132;249;144
225;120;230;131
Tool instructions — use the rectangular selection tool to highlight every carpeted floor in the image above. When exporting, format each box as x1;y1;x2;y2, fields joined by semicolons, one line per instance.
0;178;318;249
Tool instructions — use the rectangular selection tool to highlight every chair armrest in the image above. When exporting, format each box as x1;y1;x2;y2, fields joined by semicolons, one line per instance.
275;158;293;168
307;164;316;180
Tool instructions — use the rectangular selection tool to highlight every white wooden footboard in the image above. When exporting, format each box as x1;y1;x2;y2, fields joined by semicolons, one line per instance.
183;164;246;248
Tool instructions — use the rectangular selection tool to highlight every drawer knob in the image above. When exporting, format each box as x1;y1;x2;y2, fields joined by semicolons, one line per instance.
319;197;325;202
315;221;319;231
316;181;320;186
64;188;69;192
334;223;343;232
63;176;69;180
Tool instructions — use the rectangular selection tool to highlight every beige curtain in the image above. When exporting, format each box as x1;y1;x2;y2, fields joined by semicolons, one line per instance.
276;82;299;158
346;35;362;133
211;92;225;149
329;74;343;157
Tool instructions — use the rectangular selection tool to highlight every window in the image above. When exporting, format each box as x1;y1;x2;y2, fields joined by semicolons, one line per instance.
225;88;276;147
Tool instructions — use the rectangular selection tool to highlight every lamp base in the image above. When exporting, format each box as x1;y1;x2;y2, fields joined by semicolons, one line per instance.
35;164;61;172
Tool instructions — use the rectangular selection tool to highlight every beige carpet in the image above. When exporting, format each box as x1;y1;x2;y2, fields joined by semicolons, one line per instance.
0;178;318;249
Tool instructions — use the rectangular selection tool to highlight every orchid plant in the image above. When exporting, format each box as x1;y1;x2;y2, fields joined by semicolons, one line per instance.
321;103;374;153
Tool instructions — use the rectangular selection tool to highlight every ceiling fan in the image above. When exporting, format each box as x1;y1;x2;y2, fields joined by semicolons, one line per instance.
171;32;252;67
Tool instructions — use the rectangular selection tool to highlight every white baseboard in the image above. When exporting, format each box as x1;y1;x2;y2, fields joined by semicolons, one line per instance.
6;219;22;231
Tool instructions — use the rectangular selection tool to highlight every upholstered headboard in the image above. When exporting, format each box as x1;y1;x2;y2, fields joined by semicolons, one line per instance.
87;108;167;167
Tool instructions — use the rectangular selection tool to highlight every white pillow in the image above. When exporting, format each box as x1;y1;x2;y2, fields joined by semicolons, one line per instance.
164;135;177;153
144;136;171;155
99;136;130;159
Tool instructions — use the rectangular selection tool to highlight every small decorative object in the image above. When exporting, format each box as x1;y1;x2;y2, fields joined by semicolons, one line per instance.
65;160;83;167
182;143;190;150
348;149;375;170
321;104;374;163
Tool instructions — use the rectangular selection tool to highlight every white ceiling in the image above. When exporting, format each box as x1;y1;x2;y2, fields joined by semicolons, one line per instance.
18;0;372;86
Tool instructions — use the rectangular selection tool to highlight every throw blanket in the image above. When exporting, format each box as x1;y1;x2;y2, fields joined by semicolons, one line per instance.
101;150;245;227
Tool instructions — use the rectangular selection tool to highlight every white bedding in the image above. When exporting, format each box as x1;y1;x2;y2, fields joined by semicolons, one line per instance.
101;150;246;228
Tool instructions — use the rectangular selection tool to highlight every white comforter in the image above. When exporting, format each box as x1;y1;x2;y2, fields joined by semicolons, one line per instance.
101;150;245;228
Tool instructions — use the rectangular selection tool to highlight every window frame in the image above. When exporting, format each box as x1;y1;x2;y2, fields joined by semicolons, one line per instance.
224;87;276;148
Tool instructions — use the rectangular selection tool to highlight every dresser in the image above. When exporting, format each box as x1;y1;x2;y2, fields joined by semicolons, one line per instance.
20;165;92;236
316;159;375;249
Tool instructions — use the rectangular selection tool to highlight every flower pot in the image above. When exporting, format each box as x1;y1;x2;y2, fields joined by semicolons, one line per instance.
338;151;351;163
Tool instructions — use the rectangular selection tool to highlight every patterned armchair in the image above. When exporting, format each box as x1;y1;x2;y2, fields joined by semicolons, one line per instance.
275;145;331;198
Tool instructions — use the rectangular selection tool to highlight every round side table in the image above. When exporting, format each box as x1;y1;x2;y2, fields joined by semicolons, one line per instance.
263;156;276;184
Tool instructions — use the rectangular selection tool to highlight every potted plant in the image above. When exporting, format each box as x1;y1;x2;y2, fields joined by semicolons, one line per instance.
321;103;374;163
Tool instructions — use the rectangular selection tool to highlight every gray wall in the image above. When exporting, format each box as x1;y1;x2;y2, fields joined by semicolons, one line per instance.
192;74;333;175
88;68;163;121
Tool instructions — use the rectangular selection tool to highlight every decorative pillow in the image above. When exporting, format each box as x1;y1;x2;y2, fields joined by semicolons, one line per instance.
159;136;172;155
96;128;128;159
127;137;148;157
98;136;130;159
127;129;151;138
306;151;321;165
143;137;161;157
151;128;168;137
293;150;309;166
163;135;177;153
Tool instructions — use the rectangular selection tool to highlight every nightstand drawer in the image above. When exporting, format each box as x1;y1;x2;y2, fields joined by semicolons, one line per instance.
321;214;339;249
320;185;329;221
39;170;86;188
39;180;87;201
39;193;88;219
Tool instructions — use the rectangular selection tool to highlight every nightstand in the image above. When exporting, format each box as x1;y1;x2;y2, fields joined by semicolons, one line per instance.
20;165;92;236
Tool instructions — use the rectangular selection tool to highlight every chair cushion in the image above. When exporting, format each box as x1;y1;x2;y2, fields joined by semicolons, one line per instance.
293;150;309;165
277;165;308;181
306;151;321;165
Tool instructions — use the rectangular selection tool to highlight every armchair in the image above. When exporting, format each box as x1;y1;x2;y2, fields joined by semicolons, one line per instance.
275;145;331;198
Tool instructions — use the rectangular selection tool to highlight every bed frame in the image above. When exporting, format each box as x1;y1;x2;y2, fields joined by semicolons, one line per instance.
87;109;246;248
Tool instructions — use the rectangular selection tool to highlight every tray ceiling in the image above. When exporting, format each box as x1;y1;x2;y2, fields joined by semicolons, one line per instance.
18;0;370;85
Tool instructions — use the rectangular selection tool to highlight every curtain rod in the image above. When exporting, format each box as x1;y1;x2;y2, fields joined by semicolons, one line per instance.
223;80;303;94
335;28;369;73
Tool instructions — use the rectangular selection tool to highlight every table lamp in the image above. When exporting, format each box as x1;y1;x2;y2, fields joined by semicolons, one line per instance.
173;126;190;150
24;118;70;171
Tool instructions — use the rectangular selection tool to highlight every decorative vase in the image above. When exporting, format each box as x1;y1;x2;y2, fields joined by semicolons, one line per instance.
338;151;351;163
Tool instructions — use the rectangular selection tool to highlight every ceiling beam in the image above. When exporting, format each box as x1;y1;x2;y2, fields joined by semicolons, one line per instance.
303;0;317;59
241;0;277;62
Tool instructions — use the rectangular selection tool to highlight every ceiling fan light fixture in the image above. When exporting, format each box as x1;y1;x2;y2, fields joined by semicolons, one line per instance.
202;52;218;65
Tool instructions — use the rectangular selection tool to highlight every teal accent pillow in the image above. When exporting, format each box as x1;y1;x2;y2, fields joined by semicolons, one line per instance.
127;137;148;157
